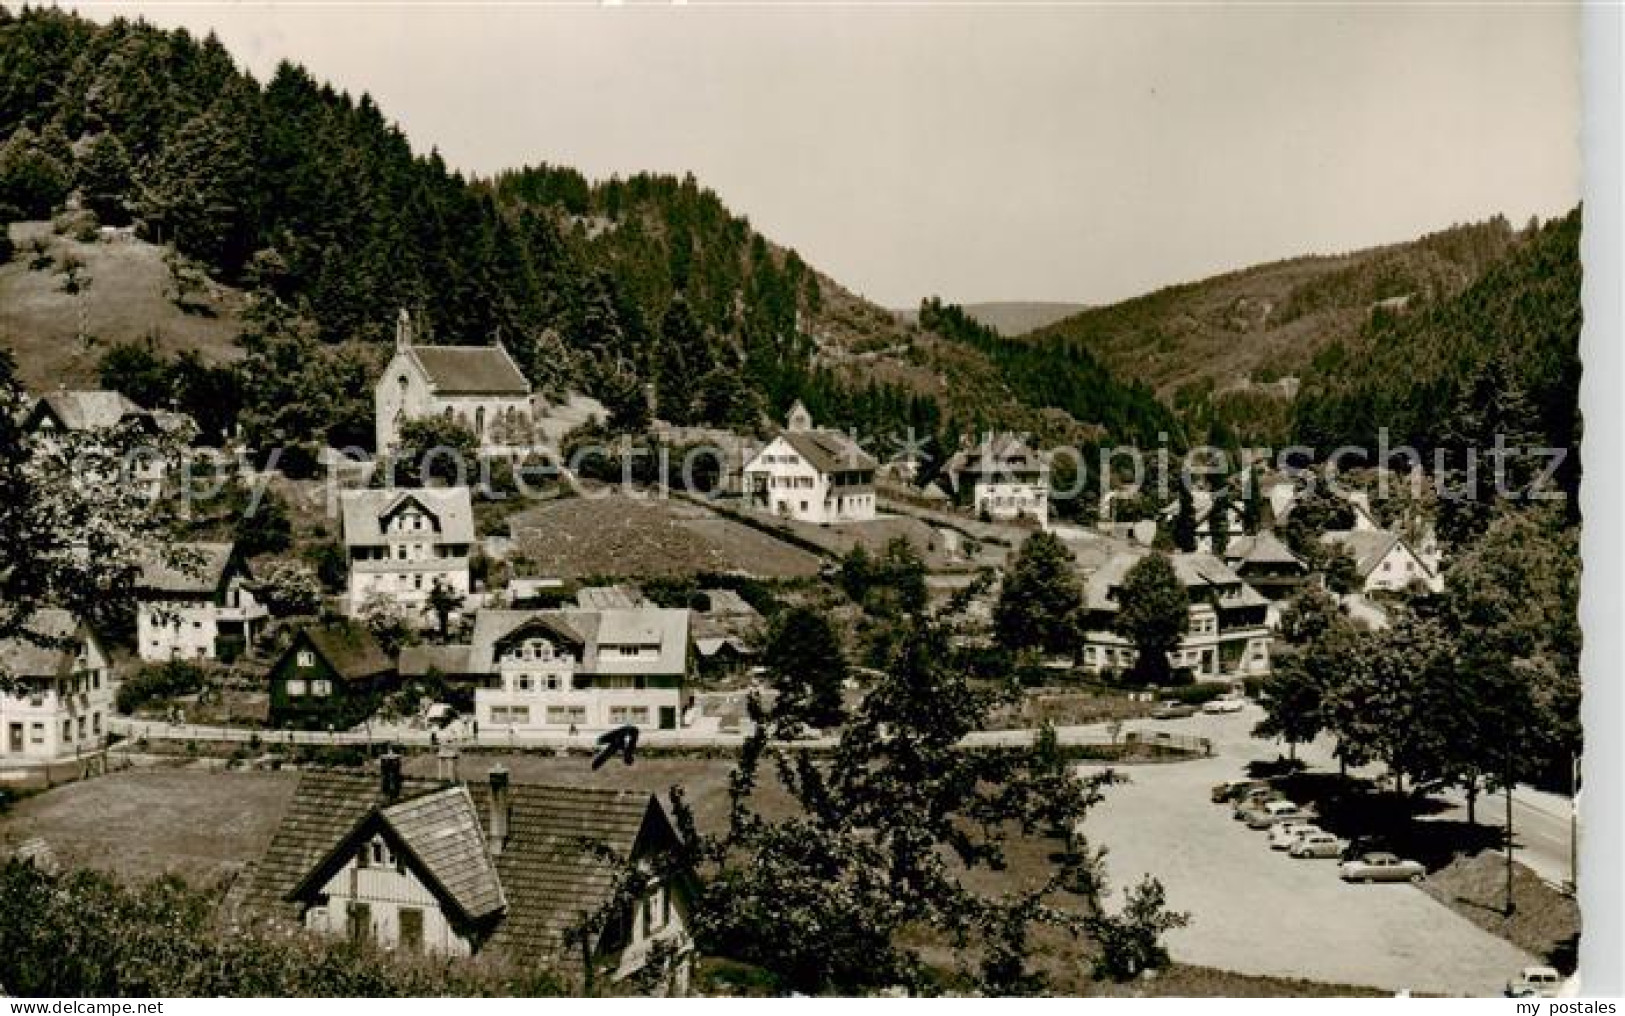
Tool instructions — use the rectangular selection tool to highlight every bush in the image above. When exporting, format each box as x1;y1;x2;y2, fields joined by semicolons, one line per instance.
115;661;209;714
1156;683;1227;706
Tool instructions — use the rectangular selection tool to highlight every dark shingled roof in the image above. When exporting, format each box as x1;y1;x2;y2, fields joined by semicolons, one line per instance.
135;543;238;596
408;346;531;396
248;771;676;963
399;643;476;678
296;622;394;682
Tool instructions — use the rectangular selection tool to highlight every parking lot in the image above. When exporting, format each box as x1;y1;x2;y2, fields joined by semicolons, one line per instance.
1076;707;1535;996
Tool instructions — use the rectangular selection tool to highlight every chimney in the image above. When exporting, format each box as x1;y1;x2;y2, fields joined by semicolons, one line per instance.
379;751;403;800
487;766;510;855
437;747;460;783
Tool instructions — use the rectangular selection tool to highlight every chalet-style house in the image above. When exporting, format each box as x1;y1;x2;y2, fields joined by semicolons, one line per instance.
374;310;534;453
740;402;877;524
1077;552;1273;679
1320;529;1444;595
267;621;396;729
690;588;765;672
469;607;690;733
1220;531;1310;603
339;487;474;617
0;610;112;761
245;763;692;990
941;432;1050;527
134;543;268;662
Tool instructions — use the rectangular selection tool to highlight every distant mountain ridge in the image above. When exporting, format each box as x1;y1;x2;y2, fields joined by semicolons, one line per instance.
894;302;1088;337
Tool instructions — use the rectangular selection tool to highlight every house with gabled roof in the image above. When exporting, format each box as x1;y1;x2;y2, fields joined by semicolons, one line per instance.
740;402;878;524
267;620;396;729
1076;551;1273;679
24;389;152;435
134;542;268;662
0;609;112;761
1320;529;1443;595
339;486;475;616
469;607;689;733
246;762;692;989
1221;531;1310;603
375;309;534;453
941;432;1050;527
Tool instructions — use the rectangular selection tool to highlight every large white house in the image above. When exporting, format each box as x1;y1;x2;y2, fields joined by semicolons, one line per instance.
941;432;1050;527
741;402;877;524
339;487;475;615
469;607;689;733
135;543;268;662
0;610;113;761
1320;529;1444;595
374;310;534;453
1076;551;1273;680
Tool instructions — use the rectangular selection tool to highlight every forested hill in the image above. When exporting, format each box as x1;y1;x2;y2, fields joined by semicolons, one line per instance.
0;4;1172;452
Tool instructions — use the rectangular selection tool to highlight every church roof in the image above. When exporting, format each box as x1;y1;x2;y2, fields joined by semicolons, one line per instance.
407;345;530;396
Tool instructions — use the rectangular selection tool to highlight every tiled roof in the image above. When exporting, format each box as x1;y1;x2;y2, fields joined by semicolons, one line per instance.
1224;532;1307;569
339;487;476;548
943;433;1045;480
467;607;689;677
467;781;670;961
575;585;644;610
1321;529;1408;578
1082;550;1268;612
29;390;146;431
248;771;677;963
296;622;394;682
381;788;506;921
0;609;85;679
468;610;590;673
408;345;530;396
399;644;476;678
780;429;878;474
135;543;238;596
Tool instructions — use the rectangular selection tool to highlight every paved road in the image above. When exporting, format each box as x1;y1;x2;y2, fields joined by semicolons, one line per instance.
1076;706;1536;996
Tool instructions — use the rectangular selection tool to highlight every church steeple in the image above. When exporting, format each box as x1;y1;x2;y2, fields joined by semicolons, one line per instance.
396;308;413;350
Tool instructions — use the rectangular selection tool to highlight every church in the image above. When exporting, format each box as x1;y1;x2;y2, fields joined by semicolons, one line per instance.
374;310;534;453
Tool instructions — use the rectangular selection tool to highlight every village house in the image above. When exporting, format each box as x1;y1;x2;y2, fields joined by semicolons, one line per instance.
245;761;692;990
23;389;189;496
340;487;475;617
1320;529;1444;595
940;432;1051;527
134;543;268;663
740;402;877;524
1157;490;1245;554
1076;551;1274;680
690;588;765;673
1220;531;1310;603
0;610;112;761
468;607;689;733
267;620;396;730
374;309;534;453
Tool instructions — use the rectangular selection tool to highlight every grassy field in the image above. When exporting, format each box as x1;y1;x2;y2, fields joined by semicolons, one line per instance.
0;767;297;886
1;222;245;391
506;491;823;580
1422;851;1580;973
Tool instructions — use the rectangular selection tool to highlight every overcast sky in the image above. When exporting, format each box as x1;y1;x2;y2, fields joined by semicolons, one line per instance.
80;2;1582;309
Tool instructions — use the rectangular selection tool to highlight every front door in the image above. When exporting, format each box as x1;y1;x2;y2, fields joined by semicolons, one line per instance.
7;722;22;754
659;707;677;730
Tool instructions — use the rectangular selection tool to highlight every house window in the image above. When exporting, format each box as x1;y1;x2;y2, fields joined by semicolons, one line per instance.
608;706;650;726
509;706;530;725
92;713;101;736
77;716;86;739
297;650;315;668
545;673;561;691
311;680;332;697
61;719;71;741
518;675;533;692
286;679;308;697
546;705;586;725
399;907;424;952
30;723;43;744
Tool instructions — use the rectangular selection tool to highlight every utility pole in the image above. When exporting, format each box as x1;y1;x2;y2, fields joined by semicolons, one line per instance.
1504;730;1517;917
1571;751;1580;893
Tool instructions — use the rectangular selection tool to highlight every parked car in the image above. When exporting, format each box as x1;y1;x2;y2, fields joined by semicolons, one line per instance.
1268;821;1321;850
1245;800;1312;829
1505;966;1564;998
1151;700;1197;720
1338;852;1426;883
1233;787;1283;819
1289;832;1345;859
1211;778;1268;804
1340;835;1392;862
1202;695;1246;714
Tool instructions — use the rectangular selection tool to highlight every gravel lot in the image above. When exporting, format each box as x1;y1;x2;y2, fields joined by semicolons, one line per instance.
1077;707;1535;996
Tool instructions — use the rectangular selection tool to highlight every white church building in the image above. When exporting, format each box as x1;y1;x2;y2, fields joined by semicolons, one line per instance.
374;310;534;453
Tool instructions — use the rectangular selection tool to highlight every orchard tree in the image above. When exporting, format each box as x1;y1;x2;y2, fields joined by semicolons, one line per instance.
1111;553;1189;684
760;606;847;731
993;530;1084;657
255;561;323;617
